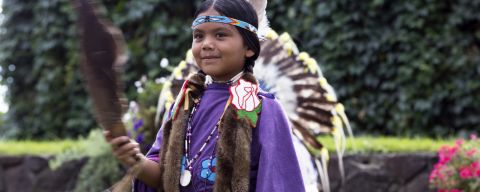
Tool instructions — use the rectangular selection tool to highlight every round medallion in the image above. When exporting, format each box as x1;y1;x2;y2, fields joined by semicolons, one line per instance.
180;169;192;187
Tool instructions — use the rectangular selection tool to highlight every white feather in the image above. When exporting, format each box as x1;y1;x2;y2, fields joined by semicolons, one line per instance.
253;58;297;119
292;133;320;191
247;0;270;38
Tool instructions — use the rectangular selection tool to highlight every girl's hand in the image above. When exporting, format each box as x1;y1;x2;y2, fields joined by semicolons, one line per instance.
104;130;143;167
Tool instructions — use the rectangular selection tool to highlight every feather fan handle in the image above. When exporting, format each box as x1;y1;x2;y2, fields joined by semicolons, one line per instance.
73;0;128;138
247;0;270;39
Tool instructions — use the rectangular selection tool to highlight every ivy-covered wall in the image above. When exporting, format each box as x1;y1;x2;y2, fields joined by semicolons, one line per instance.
0;0;478;139
267;0;480;137
0;1;89;139
0;0;198;139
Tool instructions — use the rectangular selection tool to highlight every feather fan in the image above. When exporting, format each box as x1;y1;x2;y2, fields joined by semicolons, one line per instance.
73;1;144;191
73;0;128;138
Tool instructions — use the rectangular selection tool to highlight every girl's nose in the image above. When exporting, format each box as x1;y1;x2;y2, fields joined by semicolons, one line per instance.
202;37;215;51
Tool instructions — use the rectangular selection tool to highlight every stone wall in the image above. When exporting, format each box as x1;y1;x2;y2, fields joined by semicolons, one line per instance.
0;153;436;192
0;156;86;192
328;153;437;192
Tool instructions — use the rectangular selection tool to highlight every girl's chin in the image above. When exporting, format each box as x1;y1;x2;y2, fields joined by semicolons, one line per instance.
203;71;222;78
201;71;229;81
200;65;221;74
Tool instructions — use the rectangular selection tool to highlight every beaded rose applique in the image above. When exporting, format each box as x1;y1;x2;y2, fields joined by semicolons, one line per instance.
229;79;262;127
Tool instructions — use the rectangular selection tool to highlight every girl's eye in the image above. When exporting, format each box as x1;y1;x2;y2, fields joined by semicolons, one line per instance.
193;34;204;40
216;33;227;38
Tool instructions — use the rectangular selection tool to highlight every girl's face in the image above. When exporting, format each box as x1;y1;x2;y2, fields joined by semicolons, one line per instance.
192;8;254;81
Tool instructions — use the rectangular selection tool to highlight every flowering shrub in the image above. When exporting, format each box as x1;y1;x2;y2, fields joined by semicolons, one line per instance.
123;101;149;153
429;134;480;192
123;76;165;154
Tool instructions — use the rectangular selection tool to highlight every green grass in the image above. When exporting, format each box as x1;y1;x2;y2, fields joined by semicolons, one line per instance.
318;136;456;153
0;136;458;155
0;130;109;156
0;140;78;155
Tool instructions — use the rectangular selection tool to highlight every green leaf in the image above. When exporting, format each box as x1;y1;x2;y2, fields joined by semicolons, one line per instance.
237;103;262;127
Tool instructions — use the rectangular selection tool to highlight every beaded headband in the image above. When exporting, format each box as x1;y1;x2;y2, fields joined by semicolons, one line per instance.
192;15;258;35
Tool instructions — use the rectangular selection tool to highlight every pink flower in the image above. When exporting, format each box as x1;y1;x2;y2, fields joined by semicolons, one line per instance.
230;79;260;112
459;167;473;179
438;146;455;165
434;163;442;169
439;189;463;192
455;139;464;147
466;149;477;157
439;155;451;165
471;161;480;169
449;146;459;156
470;134;477;141
430;140;480;191
446;169;455;177
428;172;435;182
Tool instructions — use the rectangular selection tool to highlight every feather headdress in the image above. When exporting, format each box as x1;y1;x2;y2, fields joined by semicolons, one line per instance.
154;1;354;191
154;31;353;192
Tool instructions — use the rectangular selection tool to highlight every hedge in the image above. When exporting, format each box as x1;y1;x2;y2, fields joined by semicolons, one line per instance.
0;0;478;139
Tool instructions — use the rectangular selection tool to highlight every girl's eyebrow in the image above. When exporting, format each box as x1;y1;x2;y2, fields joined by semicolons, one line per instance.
193;26;233;33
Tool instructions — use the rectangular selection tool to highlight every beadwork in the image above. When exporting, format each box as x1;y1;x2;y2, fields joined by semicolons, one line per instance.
192;15;258;34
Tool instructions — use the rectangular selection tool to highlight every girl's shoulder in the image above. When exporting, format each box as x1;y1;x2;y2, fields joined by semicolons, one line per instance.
258;91;275;100
257;91;283;112
256;91;290;127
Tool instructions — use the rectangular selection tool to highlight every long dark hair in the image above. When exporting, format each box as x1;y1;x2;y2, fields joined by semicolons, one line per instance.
194;0;260;73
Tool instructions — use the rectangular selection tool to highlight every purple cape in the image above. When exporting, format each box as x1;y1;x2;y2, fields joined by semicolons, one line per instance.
134;83;305;192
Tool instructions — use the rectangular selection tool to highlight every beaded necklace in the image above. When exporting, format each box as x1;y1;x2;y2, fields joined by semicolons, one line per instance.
179;71;243;187
180;95;232;187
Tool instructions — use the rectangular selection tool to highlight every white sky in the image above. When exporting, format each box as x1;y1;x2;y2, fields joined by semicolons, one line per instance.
0;0;3;25
0;0;7;113
0;85;7;113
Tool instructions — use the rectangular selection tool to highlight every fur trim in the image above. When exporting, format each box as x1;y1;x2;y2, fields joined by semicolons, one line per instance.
186;72;206;99
214;104;252;192
161;106;189;192
157;119;171;191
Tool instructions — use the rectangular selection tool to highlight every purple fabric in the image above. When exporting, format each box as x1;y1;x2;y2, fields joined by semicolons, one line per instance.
134;83;305;192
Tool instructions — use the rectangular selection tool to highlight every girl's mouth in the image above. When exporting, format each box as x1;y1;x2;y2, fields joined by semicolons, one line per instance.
201;56;221;59
201;56;221;63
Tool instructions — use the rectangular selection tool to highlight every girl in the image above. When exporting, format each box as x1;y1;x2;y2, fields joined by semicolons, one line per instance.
105;0;305;191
